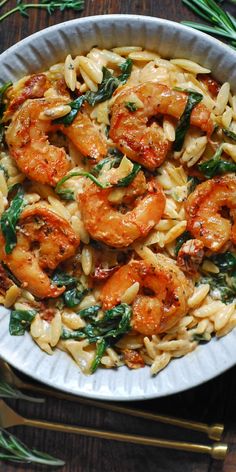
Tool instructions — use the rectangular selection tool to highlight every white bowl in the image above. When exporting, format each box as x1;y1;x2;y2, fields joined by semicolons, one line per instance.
1;15;236;400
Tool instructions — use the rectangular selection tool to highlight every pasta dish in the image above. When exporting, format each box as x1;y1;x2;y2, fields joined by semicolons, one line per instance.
0;46;236;375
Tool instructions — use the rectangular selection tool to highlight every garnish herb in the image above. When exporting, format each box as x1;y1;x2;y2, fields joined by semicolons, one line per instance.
61;303;132;372
0;428;65;466
0;0;84;24
222;127;236;141
9;309;37;336
0;187;25;254
198;145;236;178
173;91;203;151
175;230;192;255
54;59;133;125
125;102;138;112
0;381;44;403
182;0;236;49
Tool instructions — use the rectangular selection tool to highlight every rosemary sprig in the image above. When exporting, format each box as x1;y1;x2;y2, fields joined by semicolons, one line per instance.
0;381;44;403
0;0;84;23
182;0;236;48
0;428;65;465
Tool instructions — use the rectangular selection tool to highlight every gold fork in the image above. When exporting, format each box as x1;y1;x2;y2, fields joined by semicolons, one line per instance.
0;358;224;441
0;400;228;460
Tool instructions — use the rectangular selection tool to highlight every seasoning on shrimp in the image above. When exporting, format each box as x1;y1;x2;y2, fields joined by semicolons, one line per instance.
110;82;214;170
6;98;107;186
0;205;80;298
80;173;166;247
100;256;193;335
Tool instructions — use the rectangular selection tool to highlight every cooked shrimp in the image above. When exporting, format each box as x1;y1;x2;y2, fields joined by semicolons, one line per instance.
0;205;80;298
186;174;236;251
100;255;192;335
110;82;214;170
6;98;107;186
79;173;166;247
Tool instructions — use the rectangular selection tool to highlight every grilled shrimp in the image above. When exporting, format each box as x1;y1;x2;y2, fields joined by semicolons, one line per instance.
186;174;236;251
100;255;193;335
177;239;205;275
6;98;107;186
79;173;166;248
110;82;214;170
0;205;80;298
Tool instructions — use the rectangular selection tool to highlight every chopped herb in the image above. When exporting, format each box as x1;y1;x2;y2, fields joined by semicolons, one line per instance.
175;230;192;255
9;309;37;336
222;127;236;141
198;145;236;178
173;91;203;152
0;186;25;254
125;101;138;112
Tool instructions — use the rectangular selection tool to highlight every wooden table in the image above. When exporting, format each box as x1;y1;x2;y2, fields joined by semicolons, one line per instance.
1;1;236;471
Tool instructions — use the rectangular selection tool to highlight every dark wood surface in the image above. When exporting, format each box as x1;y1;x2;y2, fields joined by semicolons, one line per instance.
1;1;236;471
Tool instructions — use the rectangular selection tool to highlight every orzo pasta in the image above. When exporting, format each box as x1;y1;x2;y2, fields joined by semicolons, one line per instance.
0;46;236;375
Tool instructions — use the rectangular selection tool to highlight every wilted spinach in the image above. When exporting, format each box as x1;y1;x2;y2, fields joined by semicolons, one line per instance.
9;309;37;336
198;145;236;178
175;230;192;255
173;90;203;151
0;186;25;254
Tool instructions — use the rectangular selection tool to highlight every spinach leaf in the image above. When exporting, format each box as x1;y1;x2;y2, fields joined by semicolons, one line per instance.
51;271;78;287
0;82;12;119
198;145;236;178
125;102;138;112
175;230;192;255
173;91;203;152
92;150;123;176
63;284;88;308
60;303;132;372
187;176;201;194
91;338;108;373
116;163;141;187
55;171;108;198
118;58;133;84
210;252;236;272
9;309;37;336
192;333;209;342
200;273;236;303
222;128;236;141
86;67;120;107
0;186;25;254
53;95;86;126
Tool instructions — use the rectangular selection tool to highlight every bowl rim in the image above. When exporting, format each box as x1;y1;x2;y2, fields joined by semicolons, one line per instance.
1;14;236;400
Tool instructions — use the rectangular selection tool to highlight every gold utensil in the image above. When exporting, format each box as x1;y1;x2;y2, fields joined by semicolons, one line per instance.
0;359;224;441
0;400;228;460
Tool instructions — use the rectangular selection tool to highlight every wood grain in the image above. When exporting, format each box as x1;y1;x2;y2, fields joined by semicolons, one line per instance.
1;1;236;471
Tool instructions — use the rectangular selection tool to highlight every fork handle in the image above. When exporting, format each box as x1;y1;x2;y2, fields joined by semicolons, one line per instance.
22;417;228;460
20;383;223;441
